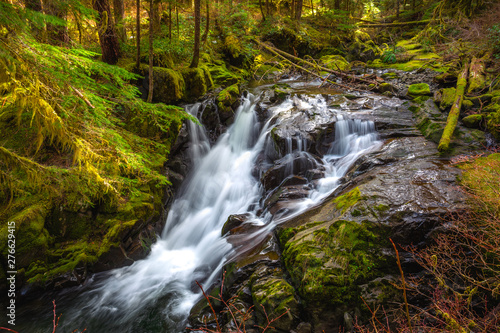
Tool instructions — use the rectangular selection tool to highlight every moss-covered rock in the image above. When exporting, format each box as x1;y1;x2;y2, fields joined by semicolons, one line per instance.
462;114;483;129
434;87;456;110
262;27;321;58
216;84;240;123
182;67;208;101
407;83;431;98
250;266;299;331
151;67;185;104
319;55;351;71
409;99;446;143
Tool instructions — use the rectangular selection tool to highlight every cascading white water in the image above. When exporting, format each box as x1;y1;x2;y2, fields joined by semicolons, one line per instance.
30;91;382;333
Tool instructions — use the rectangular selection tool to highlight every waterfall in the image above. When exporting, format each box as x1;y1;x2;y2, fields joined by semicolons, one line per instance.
25;92;382;333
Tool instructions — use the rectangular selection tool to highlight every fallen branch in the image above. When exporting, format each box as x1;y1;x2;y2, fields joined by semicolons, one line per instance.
438;60;469;151
254;39;377;90
70;85;95;109
358;19;431;28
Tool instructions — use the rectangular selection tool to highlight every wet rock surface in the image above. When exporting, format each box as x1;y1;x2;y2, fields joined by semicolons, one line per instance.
196;82;474;332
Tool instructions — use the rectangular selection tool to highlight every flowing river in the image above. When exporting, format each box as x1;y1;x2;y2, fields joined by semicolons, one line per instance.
18;81;387;332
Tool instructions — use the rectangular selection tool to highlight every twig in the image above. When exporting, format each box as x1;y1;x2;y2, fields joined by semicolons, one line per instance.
195;280;221;332
390;238;413;333
69;85;95;109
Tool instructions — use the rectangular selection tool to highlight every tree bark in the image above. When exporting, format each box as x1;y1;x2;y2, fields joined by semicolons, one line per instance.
94;0;121;64
295;0;303;20
168;1;172;39
176;3;180;38
147;0;154;103
201;0;209;42
259;0;266;21
396;0;400;19
438;62;469;151
189;0;201;68
113;0;127;42
45;0;69;45
136;0;141;68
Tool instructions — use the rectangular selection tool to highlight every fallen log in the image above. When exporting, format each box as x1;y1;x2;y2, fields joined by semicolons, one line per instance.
358;19;431;28
438;61;469;152
467;56;486;94
255;40;368;92
254;39;379;86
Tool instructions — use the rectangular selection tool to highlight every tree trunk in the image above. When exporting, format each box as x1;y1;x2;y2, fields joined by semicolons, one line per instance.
152;1;161;33
438;62;469;151
94;0;120;64
176;3;180;38
136;0;141;68
259;0;266;21
295;0;303;20
113;0;127;42
291;0;295;18
147;0;154;103
396;0;400;19
169;2;172;39
266;0;270;16
334;0;341;10
201;0;209;42
45;0;69;45
189;0;201;68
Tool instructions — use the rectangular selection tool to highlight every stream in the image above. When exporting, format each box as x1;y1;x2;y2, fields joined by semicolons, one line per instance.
19;80;409;332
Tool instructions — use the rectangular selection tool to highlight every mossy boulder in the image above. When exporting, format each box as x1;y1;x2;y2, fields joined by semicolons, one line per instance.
319;55;351;71
182;67;208;101
407;83;431;98
250;266;300;331
148;67;185;104
222;35;255;68
434;87;456;110
462;114;483;129
216;84;240;123
348;40;382;62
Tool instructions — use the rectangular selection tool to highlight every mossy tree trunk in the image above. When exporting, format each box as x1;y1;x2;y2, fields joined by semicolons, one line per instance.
113;0;127;42
147;0;154;103
438;62;470;152
136;0;141;68
189;0;201;68
94;0;121;65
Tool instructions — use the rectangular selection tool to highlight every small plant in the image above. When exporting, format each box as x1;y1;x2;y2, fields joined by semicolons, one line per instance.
381;50;397;64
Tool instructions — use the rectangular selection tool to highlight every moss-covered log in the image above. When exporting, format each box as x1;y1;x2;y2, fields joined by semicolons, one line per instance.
467;56;486;94
254;40;378;89
438;62;469;151
358;19;431;28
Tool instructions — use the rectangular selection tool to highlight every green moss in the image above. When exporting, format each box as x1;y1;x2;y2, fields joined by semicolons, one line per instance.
483;103;500;114
408;83;431;98
216;84;240;120
462;99;474;110
181;68;207;101
320;55;351;71
281;219;391;307
333;187;361;213
438;87;456;110
152;67;185;104
374;204;389;212
462;114;483;129
487;110;500;140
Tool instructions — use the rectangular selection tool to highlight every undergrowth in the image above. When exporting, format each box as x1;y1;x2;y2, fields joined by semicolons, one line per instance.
0;6;195;284
354;152;500;332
